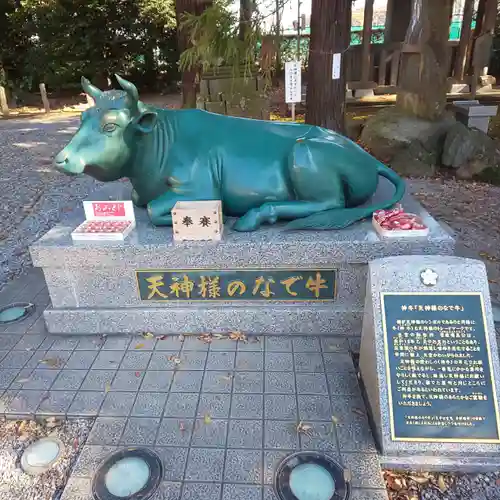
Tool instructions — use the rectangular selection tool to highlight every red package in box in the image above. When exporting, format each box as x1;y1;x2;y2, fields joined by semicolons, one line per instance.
71;201;136;241
372;204;429;238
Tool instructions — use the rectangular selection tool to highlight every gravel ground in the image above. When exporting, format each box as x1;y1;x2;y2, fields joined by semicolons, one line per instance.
0;418;93;500
0;116;101;289
386;470;500;500
0;93;182;291
409;178;500;303
420;473;500;500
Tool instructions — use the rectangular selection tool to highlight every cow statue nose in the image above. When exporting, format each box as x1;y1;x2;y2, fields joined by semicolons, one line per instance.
53;150;73;174
54;151;68;165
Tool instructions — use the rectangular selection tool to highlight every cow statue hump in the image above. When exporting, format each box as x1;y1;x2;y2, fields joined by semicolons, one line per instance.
54;75;405;231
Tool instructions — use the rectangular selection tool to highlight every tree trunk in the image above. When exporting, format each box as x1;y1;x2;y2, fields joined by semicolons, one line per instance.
385;0;412;43
275;0;281;76
396;0;452;121
468;0;496;75
305;0;351;132
467;0;486;73
176;0;212;108
360;0;374;83
453;0;474;81
239;0;253;40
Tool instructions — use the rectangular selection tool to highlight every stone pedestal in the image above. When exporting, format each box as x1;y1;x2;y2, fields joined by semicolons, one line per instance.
360;255;500;471
30;181;454;336
452;100;498;134
449;83;470;94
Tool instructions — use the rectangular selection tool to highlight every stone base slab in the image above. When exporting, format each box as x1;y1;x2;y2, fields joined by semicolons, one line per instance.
31;180;454;336
43;305;363;336
381;454;500;473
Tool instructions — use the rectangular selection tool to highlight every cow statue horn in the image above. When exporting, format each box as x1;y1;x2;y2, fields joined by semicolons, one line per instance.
116;74;139;109
81;77;103;101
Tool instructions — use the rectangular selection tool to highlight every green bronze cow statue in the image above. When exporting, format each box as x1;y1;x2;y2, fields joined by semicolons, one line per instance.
54;75;405;231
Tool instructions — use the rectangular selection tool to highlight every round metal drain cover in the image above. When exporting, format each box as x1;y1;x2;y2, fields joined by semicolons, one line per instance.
274;451;351;500
0;303;35;325
92;448;163;500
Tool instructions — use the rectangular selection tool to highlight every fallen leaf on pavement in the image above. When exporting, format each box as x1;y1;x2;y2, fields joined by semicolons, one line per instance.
105;383;111;393
343;468;352;482
168;355;181;365
296;421;313;436
142;332;154;339
198;333;213;344
17;421;27;435
479;251;498;262
409;475;430;485
204;414;212;425
387;475;404;491
45;416;60;429
437;475;447;493
352;407;365;417
134;343;145;349
213;333;226;340
40;357;62;368
229;330;247;342
331;415;339;425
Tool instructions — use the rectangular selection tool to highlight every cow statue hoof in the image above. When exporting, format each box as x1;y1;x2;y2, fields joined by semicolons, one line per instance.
234;206;278;232
53;75;406;232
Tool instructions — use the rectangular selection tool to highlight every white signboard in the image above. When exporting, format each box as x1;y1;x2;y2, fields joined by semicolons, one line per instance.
332;53;341;80
285;61;302;104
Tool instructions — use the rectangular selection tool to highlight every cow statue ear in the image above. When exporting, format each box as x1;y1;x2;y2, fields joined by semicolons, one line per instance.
133;111;158;134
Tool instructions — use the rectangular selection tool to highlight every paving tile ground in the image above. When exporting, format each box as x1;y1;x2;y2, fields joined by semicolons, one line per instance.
0;268;388;499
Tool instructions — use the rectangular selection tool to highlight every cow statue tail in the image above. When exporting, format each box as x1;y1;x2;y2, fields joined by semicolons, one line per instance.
285;164;405;230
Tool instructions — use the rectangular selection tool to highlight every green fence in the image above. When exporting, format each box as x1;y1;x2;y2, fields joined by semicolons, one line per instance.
282;20;474;45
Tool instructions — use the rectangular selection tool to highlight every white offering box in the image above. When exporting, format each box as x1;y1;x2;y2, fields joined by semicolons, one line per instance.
71;200;136;241
172;200;223;242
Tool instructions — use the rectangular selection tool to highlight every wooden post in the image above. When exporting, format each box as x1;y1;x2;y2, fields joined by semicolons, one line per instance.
39;83;50;113
453;0;474;81
378;0;395;86
483;0;497;32
378;49;388;85
360;0;374;83
0;86;9;116
385;0;412;43
389;50;400;86
468;0;496;77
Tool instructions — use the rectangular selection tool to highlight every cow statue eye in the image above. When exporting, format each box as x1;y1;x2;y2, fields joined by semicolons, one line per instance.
102;123;117;133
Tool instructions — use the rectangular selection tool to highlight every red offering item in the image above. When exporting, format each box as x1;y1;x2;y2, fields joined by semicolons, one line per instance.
372;204;428;238
72;220;135;240
72;200;136;241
